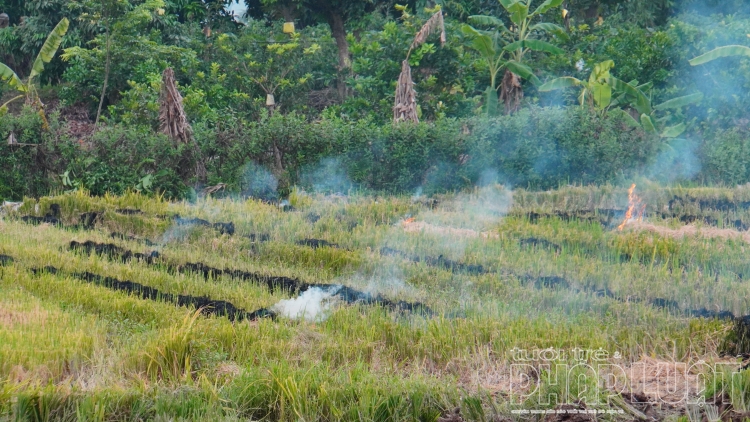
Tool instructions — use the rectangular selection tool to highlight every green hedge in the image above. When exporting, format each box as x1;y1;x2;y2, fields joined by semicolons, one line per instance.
4;106;750;201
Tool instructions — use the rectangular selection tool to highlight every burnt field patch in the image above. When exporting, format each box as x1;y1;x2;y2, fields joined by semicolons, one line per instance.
512;209;625;228
70;241;161;263
295;238;342;250
380;247;488;275
519;237;562;252
668;196;750;213
524;272;735;321
67;241;433;317
30;265;266;322
662;213;750;231
110;232;158;246
174;217;235;236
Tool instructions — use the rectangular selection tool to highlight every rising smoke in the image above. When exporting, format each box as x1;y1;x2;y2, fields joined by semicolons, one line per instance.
271;286;341;321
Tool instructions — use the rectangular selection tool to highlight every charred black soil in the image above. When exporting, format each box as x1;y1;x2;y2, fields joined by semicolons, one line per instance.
668;195;750;212
380;247;488;275
514;209;625;228
31;266;262;321
70;240;161;263
110;232;158;246
244;233;271;243
175;217;236;235
296;238;341;249
68;240;433;317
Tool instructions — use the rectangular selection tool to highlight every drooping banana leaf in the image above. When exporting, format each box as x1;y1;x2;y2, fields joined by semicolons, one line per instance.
538;76;580;91
504;39;564;55
529;22;564;33
505;2;529;27
462;25;500;59
532;0;564;16
608;108;640;127
504;60;541;85
654;93;703;111
610;76;652;115
690;45;750;66
468;15;507;31
661;123;687;139
0;63;25;92
1;95;24;111
29;17;69;81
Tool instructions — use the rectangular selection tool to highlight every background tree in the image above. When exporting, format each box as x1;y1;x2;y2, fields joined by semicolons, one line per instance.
246;0;377;99
61;0;196;120
463;0;565;114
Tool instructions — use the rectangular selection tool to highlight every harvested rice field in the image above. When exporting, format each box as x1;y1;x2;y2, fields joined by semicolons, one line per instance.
4;185;750;421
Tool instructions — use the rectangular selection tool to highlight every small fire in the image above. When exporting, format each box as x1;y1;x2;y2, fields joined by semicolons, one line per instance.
618;183;646;231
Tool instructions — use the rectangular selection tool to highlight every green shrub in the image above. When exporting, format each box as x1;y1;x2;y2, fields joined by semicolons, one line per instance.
465;106;658;189
63;125;190;198
0;108;51;200
699;128;750;185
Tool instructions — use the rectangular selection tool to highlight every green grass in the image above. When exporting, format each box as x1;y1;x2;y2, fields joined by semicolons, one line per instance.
1;185;748;420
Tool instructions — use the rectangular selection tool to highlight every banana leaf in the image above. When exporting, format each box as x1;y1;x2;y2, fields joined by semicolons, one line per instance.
539;76;580;91
505;60;541;85
690;45;750;66
654;93;703;111
504;39;564;54
532;0;564;16
29;18;69;80
0;63;25;92
661;123;686;139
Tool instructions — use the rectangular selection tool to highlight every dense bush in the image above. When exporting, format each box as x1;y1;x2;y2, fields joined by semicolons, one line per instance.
0;108;51;200
0;109;190;200
64;125;191;198
199;106;661;194
699;128;750;186
7;104;750;201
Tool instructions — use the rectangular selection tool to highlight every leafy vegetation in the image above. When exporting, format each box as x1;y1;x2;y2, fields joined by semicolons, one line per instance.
5;2;750;418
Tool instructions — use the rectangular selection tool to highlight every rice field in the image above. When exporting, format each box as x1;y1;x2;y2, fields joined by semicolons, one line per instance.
3;185;750;421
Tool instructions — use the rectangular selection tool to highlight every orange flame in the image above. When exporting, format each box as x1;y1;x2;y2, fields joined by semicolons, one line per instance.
618;184;645;231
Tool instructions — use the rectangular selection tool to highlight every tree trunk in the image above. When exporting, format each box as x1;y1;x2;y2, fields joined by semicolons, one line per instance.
326;11;350;100
499;70;523;115
95;29;111;126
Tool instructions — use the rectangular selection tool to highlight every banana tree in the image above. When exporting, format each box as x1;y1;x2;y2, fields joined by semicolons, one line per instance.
0;17;69;115
463;0;565;114
539;60;617;111
540;60;702;138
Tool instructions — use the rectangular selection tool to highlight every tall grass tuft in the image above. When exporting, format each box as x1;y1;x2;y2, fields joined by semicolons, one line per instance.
145;309;203;383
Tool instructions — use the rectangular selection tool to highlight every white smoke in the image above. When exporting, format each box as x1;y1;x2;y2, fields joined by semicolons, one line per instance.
271;286;341;321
